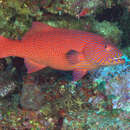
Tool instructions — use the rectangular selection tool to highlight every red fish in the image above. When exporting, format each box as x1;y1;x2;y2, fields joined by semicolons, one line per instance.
77;8;92;18
0;22;125;81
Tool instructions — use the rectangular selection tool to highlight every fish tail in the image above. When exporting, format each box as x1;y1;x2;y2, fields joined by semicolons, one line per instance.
0;35;20;58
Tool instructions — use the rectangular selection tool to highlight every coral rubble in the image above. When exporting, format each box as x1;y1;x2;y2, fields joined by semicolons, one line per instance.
0;0;129;129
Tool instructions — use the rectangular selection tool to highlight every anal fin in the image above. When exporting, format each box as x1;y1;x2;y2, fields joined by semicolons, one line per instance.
73;69;88;81
24;59;47;73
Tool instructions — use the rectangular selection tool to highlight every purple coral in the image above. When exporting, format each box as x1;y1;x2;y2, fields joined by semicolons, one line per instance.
92;63;130;111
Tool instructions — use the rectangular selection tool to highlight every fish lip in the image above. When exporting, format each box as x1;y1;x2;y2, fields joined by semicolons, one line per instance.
113;58;125;64
105;57;126;65
118;59;125;64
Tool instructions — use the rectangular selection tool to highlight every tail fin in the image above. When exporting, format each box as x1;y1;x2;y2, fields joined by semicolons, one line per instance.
0;35;20;58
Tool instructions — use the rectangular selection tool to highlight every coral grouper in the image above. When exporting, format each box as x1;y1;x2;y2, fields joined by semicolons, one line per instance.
0;22;125;81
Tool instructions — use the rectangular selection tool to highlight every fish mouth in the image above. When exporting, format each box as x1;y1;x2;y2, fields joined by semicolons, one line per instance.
101;54;127;66
103;57;126;66
113;57;126;64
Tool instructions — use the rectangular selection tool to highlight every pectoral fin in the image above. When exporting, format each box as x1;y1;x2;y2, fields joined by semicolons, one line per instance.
24;59;47;73
66;50;85;64
66;50;88;81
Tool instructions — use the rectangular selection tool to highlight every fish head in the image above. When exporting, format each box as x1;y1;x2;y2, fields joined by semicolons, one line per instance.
83;39;125;66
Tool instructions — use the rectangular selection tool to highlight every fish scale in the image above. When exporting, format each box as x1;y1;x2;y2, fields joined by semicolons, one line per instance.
0;22;125;81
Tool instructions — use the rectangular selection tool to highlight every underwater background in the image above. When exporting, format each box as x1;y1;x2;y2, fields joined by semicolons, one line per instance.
0;0;129;129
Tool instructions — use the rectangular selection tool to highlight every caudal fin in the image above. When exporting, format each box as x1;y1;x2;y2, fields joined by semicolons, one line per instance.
0;35;20;58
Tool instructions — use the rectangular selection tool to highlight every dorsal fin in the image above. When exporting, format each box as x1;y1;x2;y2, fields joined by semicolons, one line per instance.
22;22;54;40
31;22;54;32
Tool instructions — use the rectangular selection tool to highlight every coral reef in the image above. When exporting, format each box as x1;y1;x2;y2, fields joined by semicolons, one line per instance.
90;20;122;44
0;0;43;39
122;0;130;12
0;0;129;129
0;63;129;129
93;64;130;111
0;71;18;98
62;64;130;129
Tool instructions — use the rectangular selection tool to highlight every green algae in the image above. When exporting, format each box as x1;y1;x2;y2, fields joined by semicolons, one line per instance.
0;0;42;39
0;0;129;129
91;20;122;45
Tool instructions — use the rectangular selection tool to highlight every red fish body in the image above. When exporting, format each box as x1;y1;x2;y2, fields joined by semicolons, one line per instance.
0;22;125;81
